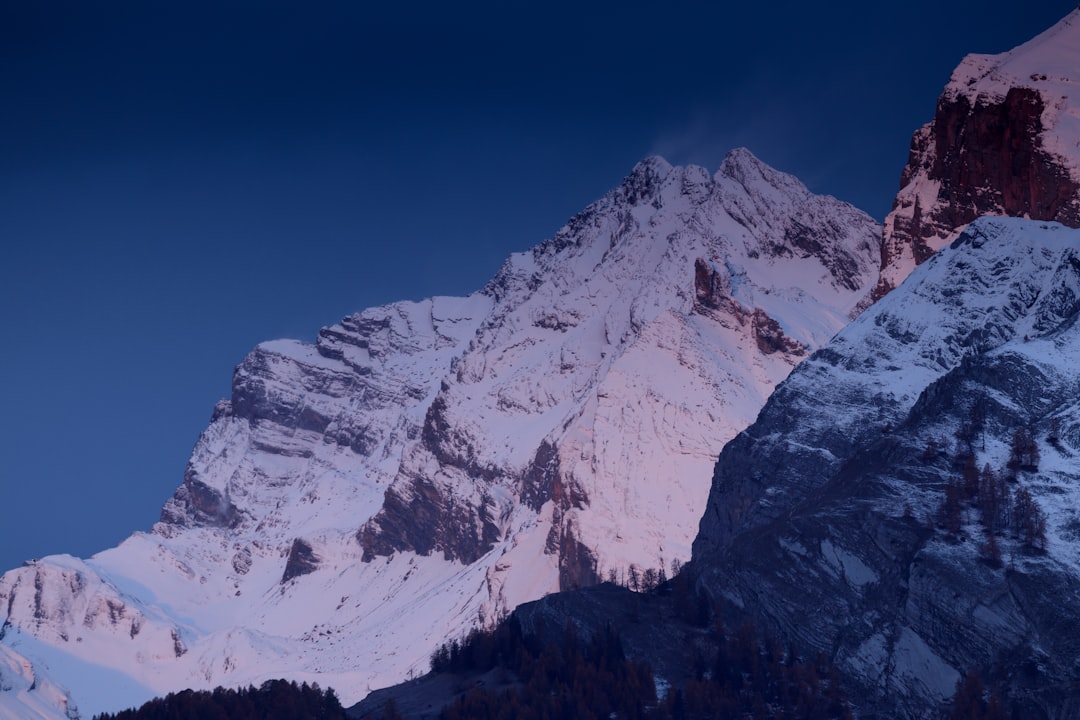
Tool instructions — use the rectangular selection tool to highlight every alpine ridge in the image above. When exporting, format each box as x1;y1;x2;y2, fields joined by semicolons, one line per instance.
347;13;1080;719
0;149;881;719
367;217;1080;720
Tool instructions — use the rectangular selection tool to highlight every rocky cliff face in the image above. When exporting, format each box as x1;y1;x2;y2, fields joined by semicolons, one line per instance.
355;151;880;588
0;149;881;719
694;217;1080;718
877;10;1080;300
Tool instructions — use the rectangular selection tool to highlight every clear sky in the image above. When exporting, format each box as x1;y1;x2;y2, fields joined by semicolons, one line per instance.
1;1;1074;573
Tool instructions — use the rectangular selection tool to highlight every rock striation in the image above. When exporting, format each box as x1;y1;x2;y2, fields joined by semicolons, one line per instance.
694;217;1080;718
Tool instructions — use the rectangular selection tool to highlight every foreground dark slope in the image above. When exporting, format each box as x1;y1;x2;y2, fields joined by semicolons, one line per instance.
352;581;854;720
694;217;1080;718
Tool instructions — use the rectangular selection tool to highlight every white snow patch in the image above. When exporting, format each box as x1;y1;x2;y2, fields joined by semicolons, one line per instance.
891;627;959;703
820;541;878;588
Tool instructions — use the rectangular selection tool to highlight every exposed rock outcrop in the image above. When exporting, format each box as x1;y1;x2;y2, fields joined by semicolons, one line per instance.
877;10;1080;300
281;539;320;584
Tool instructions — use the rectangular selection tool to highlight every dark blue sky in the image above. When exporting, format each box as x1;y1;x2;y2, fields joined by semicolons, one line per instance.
1;1;1074;573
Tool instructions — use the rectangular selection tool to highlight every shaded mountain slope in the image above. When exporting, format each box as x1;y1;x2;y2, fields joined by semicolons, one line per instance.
695;217;1080;718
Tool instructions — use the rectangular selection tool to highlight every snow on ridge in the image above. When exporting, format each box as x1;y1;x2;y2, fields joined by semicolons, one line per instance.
947;9;1080;175
0;150;882;719
837;218;1077;374
772;216;1080;470
948;9;1080;98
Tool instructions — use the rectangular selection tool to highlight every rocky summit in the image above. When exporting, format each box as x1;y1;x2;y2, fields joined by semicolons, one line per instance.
0;149;880;719
877;9;1080;300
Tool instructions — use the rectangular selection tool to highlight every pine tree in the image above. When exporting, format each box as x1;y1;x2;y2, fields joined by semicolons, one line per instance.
961;453;980;499
980;530;1002;568
950;671;985;720
628;564;640;592
1048;416;1062;448
978;465;1008;533
1007;428;1040;473
941;477;965;536
1013;486;1047;550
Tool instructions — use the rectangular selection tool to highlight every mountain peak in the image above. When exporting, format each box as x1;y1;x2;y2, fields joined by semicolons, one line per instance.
717;147;805;196
617;155;674;205
718;146;764;171
0;146;883;719
877;9;1080;302
948;9;1080;100
630;154;674;176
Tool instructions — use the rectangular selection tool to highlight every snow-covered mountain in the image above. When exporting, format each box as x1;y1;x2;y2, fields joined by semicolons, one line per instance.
694;216;1080;717
877;9;1080;300
0;149;881;719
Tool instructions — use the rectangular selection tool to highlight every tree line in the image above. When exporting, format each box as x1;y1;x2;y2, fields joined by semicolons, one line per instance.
948;671;1010;720
929;404;1049;566
423;594;853;720
92;679;345;720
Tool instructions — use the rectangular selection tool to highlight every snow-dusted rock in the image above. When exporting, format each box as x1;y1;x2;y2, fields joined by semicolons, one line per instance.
694;217;1080;718
0;149;880;718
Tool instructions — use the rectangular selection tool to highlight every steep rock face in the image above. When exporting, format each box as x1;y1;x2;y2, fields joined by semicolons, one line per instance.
877;10;1080;300
357;149;880;587
281;540;320;584
0;150;881;719
694;218;1080;718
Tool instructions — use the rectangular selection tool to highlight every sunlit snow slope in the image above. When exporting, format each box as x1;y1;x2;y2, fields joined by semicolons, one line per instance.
0;149;880;719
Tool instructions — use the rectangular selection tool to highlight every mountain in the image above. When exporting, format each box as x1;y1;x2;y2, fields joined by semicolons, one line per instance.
694;216;1080;718
0;149;881;719
347;17;1080;719
876;9;1080;300
680;21;1080;716
355;216;1080;720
